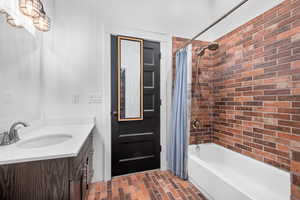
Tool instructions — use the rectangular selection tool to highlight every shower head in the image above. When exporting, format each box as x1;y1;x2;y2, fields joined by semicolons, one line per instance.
196;42;219;56
207;43;219;51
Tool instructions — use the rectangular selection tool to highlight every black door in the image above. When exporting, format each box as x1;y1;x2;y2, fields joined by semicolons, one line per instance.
111;35;161;176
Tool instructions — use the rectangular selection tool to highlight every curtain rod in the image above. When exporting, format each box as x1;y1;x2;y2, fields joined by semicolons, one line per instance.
174;0;249;54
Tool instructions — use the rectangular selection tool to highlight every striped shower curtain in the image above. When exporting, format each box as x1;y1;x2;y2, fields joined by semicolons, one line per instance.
168;45;192;180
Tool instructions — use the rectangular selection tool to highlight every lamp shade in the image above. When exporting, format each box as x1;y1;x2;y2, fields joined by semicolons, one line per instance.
19;0;41;18
0;9;6;14
33;12;50;31
6;14;23;28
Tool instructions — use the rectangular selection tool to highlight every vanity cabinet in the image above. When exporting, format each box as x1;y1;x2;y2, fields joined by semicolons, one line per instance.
0;133;93;200
70;133;94;200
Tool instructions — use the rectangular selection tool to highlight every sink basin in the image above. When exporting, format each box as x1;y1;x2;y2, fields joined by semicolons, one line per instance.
17;134;72;149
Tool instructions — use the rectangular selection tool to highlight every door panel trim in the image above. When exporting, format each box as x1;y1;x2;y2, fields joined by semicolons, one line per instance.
119;155;155;162
119;132;154;138
102;25;172;181
111;37;161;177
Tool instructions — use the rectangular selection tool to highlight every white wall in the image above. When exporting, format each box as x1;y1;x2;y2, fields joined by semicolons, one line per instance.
98;0;285;41
0;15;42;131
42;0;105;181
200;0;286;41
42;0;100;118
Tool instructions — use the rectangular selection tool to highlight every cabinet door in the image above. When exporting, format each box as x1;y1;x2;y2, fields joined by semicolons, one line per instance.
0;158;69;200
70;163;88;200
81;161;88;199
70;133;93;200
70;180;82;200
86;153;94;187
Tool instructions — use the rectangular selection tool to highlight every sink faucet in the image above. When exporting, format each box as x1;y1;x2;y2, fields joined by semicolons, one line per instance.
9;122;29;143
0;122;29;146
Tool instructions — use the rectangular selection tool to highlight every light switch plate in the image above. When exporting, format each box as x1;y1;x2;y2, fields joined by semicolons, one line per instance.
72;94;80;104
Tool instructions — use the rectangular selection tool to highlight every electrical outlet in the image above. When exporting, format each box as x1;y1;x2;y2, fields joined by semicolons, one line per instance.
88;92;103;104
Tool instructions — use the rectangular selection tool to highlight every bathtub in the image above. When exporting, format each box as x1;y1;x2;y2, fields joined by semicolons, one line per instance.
188;143;290;200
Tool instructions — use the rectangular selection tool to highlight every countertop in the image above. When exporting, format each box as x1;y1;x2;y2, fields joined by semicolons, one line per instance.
0;121;95;165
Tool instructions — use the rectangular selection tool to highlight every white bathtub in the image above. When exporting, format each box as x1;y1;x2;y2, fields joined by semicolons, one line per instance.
188;143;290;200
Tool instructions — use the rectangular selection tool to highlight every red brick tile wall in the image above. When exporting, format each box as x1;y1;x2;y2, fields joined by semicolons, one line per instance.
172;37;214;144
212;0;300;172
173;1;300;198
292;148;300;200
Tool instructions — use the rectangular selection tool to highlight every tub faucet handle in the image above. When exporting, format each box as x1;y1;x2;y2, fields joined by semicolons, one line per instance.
192;120;200;129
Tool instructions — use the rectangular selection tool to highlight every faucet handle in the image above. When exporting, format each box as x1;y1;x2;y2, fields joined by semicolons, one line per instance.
9;122;29;143
192;120;200;129
0;131;10;146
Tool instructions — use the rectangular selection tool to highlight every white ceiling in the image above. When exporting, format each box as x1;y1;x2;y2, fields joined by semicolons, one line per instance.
99;0;285;41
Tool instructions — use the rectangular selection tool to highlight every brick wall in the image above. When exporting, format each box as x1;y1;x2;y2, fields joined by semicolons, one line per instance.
173;0;299;198
292;147;300;200
212;0;300;172
172;37;214;144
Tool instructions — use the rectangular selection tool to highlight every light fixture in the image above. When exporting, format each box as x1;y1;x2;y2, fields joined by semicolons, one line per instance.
0;9;6;14
33;4;50;32
19;0;42;18
6;14;23;28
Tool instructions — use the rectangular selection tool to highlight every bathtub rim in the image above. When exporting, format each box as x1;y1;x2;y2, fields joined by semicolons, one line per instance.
188;146;255;200
188;143;290;200
189;143;290;174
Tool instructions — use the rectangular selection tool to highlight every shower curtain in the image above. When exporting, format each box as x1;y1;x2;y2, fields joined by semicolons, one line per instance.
169;45;192;180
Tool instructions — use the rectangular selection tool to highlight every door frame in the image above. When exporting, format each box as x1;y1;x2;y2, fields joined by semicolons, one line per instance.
103;25;173;181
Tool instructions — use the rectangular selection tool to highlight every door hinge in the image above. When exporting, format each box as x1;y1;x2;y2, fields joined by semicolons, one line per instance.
159;99;162;106
159;145;162;152
159;52;162;60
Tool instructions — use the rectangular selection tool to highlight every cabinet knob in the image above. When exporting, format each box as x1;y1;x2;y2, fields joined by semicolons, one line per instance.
89;150;94;155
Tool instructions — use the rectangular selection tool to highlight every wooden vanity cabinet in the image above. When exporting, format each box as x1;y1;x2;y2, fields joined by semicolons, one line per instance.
0;133;94;200
70;133;94;200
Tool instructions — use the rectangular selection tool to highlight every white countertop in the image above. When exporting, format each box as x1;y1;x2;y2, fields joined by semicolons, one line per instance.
0;122;95;165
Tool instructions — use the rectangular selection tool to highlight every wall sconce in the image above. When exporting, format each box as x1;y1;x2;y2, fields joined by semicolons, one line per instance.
0;8;23;28
6;14;23;28
0;9;6;14
1;0;50;32
19;0;41;18
33;4;50;32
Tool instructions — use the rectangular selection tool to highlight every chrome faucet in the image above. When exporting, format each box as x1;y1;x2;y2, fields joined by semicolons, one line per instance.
196;140;205;151
0;122;29;146
9;122;29;143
